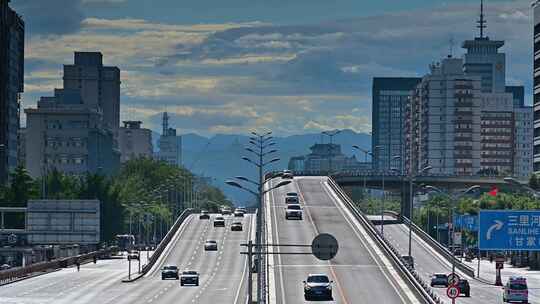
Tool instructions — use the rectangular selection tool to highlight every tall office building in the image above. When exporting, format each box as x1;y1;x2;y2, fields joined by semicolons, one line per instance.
406;58;482;175
534;1;540;171
405;2;532;178
372;77;421;172
158;112;182;166
0;0;24;184
63;52;120;138
118;121;153;163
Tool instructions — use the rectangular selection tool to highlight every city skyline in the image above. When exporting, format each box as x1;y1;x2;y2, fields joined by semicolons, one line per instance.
11;0;533;136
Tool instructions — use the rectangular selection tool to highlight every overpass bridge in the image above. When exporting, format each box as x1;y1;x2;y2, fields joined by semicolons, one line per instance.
1;174;522;304
292;171;508;218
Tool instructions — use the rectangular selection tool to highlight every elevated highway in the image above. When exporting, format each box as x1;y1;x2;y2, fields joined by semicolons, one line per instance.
267;176;424;303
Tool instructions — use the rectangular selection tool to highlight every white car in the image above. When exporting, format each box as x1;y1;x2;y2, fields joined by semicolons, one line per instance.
503;276;528;303
285;204;302;220
303;274;333;300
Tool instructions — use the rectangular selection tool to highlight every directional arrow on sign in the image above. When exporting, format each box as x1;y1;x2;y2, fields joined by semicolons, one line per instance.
487;220;504;240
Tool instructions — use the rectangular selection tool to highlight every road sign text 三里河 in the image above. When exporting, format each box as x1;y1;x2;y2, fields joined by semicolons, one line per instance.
479;210;540;251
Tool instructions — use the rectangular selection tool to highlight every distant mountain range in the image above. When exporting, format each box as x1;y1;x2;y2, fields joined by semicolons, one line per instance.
152;130;371;205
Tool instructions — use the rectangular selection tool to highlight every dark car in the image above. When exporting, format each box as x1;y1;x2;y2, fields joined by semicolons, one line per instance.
161;265;179;280
180;271;199;286
199;211;210;220
286;192;298;197
204;240;218;251
303;274;333;300
430;273;448;287
214;216;225;227
458;279;470;297
231;222;243;231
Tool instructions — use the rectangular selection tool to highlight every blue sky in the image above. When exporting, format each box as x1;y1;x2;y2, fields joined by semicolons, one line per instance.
11;0;532;136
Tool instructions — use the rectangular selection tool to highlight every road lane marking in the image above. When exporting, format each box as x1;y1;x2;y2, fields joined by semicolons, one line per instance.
269;180;287;304
297;181;350;304
321;179;420;304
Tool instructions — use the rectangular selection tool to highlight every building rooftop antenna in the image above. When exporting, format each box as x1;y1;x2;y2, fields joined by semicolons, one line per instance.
448;35;455;58
477;0;487;38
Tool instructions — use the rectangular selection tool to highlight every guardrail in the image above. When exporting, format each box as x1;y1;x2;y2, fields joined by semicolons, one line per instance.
138;208;194;277
327;177;442;304
385;211;476;278
0;246;118;285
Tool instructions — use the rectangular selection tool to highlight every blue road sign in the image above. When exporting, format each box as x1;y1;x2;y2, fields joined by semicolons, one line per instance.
454;214;478;232
479;210;540;251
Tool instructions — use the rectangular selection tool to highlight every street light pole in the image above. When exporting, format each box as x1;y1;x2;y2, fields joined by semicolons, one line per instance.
424;185;480;279
322;130;342;175
352;146;371;199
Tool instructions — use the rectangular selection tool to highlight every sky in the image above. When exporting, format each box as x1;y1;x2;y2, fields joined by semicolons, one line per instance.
11;0;533;136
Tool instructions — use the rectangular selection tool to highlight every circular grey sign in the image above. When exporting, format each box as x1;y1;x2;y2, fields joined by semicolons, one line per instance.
311;233;339;261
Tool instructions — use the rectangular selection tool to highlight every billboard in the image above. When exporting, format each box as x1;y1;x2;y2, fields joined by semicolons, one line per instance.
26;200;100;245
478;210;540;251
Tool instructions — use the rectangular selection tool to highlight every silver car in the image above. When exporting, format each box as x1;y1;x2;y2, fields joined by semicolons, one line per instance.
303;274;333;300
204;240;218;251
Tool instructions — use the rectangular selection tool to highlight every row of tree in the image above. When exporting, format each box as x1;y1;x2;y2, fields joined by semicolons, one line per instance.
0;158;232;243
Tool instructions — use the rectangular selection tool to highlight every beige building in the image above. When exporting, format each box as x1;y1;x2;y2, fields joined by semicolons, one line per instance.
25;89;119;178
118;121;153;163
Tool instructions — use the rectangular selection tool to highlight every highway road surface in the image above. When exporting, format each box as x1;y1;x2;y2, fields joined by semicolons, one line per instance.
0;214;253;304
267;176;422;304
383;221;537;303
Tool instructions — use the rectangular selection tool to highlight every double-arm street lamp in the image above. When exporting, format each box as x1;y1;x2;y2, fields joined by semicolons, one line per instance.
226;130;283;303
352;145;371;197
322;130;342;175
423;184;480;277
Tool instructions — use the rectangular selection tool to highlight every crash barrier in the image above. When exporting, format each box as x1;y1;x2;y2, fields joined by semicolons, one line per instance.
328;177;442;304
139;209;194;276
0;246;118;285
387;211;476;278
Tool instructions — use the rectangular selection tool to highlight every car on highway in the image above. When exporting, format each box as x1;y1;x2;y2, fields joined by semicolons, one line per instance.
458;279;470;297
430;273;448;287
285;204;303;220
180;270;199;286
214;216;225;227
161;265;179;280
204;240;218;251
234;210;244;217
303;274;333;300
221;207;232;215
286;192;298;197
0;264;11;271
285;196;299;204
503;276;528;303
199;210;210;220
127;251;140;261
231;222;243;231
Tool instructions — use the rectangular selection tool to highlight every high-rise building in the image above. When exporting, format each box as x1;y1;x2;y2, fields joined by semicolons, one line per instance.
158;112;181;166
118;121;153;163
372;77;421;172
533;1;540;171
405;1;532;178
63;52;120;137
0;0;24;184
406;57;482;175
514;107;534;178
25;89;120;178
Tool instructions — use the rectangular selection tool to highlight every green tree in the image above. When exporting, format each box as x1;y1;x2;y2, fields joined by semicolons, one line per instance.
6;166;39;206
